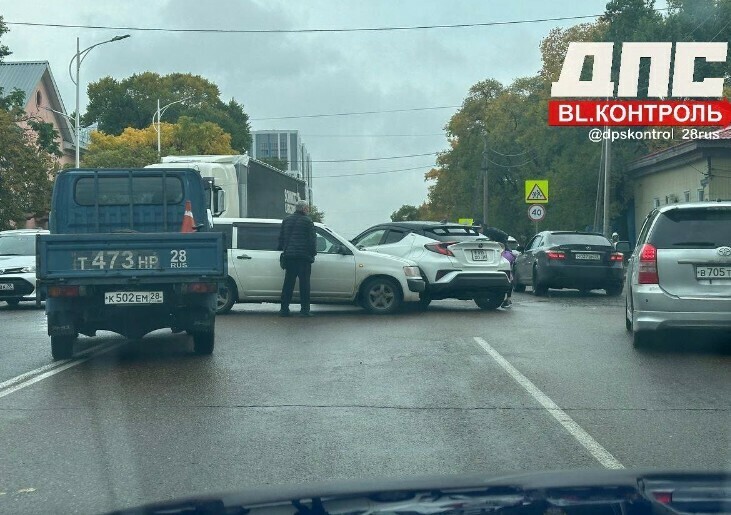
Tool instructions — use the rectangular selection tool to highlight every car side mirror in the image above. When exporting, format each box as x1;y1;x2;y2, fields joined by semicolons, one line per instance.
516;245;524;253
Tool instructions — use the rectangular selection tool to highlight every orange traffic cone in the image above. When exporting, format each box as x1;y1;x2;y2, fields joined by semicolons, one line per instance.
180;200;196;233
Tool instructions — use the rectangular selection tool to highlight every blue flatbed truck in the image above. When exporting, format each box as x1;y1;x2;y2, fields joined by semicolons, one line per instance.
36;168;227;359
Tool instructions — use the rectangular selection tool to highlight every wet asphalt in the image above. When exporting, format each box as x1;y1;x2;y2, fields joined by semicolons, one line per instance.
0;290;729;514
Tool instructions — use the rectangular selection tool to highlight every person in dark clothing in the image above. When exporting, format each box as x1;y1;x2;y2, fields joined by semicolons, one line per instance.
482;226;514;309
278;200;317;317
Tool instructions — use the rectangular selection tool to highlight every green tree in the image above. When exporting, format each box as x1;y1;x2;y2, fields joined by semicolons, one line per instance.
82;72;252;153
390;204;421;221
309;204;325;223
259;157;289;170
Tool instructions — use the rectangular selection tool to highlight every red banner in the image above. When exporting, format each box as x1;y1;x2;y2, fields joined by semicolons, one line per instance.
548;100;731;126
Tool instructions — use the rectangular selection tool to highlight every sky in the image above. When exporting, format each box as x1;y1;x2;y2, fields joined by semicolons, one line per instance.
1;0;613;237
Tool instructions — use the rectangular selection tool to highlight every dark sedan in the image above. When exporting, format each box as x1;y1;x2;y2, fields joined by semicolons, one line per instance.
513;231;624;296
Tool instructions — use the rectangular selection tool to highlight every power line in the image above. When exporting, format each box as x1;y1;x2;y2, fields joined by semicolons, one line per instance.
252;105;460;121
3;12;663;35
313;164;434;178
489;148;532;157
310;151;436;163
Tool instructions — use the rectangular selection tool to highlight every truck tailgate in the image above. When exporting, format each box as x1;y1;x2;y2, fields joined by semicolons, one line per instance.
37;232;226;283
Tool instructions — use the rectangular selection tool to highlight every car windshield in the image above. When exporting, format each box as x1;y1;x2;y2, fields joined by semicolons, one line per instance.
650;208;731;249
2;3;730;514
548;234;612;246
0;234;36;256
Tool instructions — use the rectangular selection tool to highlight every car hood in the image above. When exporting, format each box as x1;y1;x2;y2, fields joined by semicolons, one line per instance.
107;469;731;514
0;254;34;272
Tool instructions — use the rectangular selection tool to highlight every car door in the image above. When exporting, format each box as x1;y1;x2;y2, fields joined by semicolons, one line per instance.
230;222;283;299
518;235;543;283
309;229;357;300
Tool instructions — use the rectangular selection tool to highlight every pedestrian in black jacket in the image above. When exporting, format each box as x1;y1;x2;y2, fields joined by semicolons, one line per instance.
278;200;317;317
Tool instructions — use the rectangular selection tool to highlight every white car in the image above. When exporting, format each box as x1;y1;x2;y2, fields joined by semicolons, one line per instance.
0;229;49;307
212;218;425;314
351;222;513;310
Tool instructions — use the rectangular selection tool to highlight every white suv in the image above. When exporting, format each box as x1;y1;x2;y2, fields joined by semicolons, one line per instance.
351;222;512;310
212;218;425;314
0;229;48;307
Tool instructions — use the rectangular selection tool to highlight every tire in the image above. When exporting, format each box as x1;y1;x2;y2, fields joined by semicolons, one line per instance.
474;295;504;310
532;267;548;297
5;298;20;307
512;272;526;293
361;277;402;314
51;335;75;360
416;293;432;310
605;284;623;297
633;330;655;349
216;278;237;314
193;331;215;355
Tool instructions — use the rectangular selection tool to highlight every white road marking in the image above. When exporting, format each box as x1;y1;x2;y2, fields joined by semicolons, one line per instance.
473;336;625;469
0;342;123;400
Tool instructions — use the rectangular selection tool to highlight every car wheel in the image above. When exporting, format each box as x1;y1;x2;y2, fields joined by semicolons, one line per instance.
51;335;75;360
633;330;655;349
474;295;504;310
193;330;215;355
512;272;526;293
216;278;237;314
417;293;432;310
5;298;20;307
532;267;548;296
605;284;623;296
361;277;402;314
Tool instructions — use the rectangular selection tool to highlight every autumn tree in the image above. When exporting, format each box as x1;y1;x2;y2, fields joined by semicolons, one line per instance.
82;117;235;168
82;72;252;153
309;204;325;223
0;16;59;229
390;204;421;221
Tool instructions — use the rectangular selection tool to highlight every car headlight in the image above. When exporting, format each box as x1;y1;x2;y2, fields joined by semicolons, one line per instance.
403;266;422;278
21;265;36;273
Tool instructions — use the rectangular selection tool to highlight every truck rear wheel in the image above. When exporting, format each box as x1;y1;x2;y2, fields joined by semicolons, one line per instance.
193;331;215;355
51;335;75;360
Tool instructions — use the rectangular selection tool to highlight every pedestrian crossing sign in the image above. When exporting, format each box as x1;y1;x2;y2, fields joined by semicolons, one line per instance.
525;180;549;204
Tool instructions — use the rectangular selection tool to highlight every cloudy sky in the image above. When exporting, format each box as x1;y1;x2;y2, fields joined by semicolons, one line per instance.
2;0;612;237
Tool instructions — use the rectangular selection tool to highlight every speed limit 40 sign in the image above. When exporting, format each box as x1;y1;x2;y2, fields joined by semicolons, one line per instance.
528;204;546;222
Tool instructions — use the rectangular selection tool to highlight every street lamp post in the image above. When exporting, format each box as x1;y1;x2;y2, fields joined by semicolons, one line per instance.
152;96;193;160
69;34;130;168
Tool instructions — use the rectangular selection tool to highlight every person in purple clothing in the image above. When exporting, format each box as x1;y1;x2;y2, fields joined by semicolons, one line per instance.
482;226;514;308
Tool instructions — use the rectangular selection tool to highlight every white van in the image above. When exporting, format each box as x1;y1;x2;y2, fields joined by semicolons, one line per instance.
212;218;425;314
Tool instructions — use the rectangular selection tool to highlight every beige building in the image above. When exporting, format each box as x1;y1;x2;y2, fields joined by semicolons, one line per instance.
628;128;731;241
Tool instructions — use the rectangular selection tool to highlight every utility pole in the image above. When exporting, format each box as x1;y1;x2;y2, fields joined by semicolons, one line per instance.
602;133;611;236
482;135;489;227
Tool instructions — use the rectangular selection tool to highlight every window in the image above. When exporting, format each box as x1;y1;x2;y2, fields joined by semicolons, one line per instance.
236;225;280;251
35;90;42;107
0;234;36;256
698;188;705;201
74;176;183;206
315;230;344;254
425;226;482;242
684;191;690;202
526;235;543;250
653;198;660;208
383;230;406;244
649;207;731;249
548;233;612;246
354;229;387;247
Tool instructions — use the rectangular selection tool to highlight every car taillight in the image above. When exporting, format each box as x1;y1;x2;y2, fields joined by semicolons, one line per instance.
48;285;81;297
183;282;218;294
546;251;565;260
425;242;455;257
610;252;624;262
638;243;659;284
